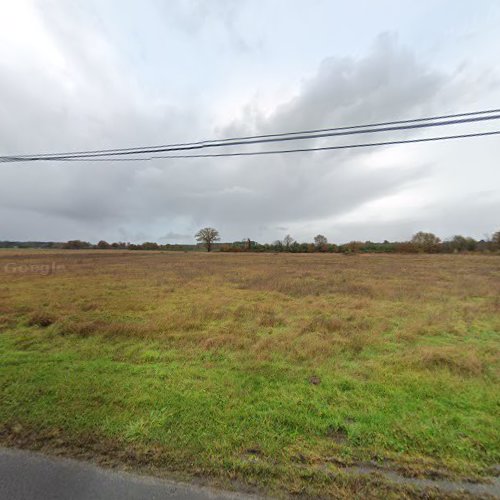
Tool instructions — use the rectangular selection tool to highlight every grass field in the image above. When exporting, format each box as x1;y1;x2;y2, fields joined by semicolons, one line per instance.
0;251;499;498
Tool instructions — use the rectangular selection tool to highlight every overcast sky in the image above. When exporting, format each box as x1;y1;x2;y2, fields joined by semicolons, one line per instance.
1;0;499;244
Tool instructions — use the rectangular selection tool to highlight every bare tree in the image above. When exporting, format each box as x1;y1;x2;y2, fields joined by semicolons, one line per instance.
283;234;294;250
314;234;328;249
195;227;221;252
492;230;500;249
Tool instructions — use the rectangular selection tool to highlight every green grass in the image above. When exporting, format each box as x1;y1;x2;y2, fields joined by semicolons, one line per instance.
1;331;497;465
0;251;499;497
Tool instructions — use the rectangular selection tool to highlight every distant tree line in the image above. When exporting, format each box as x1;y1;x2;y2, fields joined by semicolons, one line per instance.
218;231;500;254
1;229;499;254
0;240;197;251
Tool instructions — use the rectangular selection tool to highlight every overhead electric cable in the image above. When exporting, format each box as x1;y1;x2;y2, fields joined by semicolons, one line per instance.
1;108;500;162
14;129;500;162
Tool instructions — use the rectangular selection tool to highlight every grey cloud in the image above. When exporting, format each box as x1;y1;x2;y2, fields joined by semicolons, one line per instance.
159;232;192;241
0;7;497;244
223;33;447;138
330;193;500;244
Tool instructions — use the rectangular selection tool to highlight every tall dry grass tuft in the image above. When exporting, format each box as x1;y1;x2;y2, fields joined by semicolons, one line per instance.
412;346;485;376
300;315;343;334
258;308;286;328
57;319;108;337
27;311;57;328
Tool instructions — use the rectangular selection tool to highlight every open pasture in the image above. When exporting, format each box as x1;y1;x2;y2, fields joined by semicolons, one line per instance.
0;251;499;497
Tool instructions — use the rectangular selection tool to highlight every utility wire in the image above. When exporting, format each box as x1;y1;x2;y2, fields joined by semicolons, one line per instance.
4;107;500;158
2;108;500;162
20;129;500;162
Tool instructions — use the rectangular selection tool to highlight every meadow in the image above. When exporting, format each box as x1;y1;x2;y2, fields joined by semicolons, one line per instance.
0;250;498;498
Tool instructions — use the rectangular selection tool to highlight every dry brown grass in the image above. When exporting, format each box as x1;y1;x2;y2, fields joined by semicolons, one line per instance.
1;250;498;366
413;345;486;376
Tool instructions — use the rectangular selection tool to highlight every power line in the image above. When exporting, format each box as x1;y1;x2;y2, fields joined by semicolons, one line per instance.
2;108;500;162
5;107;500;158
25;129;500;162
4;112;499;161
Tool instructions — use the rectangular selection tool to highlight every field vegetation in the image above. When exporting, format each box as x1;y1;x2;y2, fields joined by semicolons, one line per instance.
0;251;499;497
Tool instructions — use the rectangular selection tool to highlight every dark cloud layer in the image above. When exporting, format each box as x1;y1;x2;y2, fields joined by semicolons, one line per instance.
0;4;498;243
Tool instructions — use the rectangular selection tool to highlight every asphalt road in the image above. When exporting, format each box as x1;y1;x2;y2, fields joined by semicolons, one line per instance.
0;447;259;500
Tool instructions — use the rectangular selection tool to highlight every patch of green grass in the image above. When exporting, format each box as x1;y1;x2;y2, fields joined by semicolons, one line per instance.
0;330;498;466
